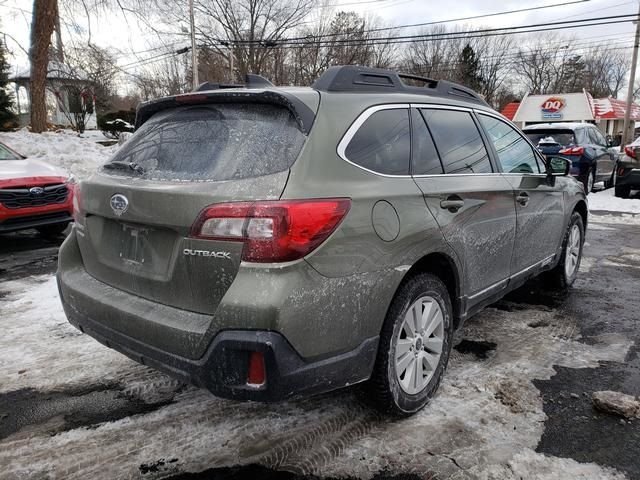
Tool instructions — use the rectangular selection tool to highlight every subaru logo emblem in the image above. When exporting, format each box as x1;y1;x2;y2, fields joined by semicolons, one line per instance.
110;194;129;216
29;187;44;195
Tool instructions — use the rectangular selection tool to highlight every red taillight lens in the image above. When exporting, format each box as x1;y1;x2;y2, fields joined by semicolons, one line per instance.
624;146;636;159
247;351;266;386
191;198;351;262
558;146;584;156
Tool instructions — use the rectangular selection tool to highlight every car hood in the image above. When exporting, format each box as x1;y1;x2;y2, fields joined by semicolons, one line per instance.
0;158;68;181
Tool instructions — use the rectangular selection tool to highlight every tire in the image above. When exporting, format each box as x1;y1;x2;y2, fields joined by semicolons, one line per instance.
546;212;584;290
615;184;631;198
360;273;453;416
36;222;69;237
582;168;595;194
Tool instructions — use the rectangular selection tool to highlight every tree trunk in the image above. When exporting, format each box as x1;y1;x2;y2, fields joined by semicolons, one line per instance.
30;0;58;133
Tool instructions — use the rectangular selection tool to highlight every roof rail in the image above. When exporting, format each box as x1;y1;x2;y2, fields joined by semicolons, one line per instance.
196;73;274;92
312;65;488;106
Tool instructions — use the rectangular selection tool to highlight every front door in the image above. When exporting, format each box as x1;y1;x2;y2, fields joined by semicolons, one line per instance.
476;113;566;275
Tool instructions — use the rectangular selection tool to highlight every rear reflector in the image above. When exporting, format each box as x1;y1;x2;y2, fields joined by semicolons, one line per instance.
247;351;266;386
191;198;351;262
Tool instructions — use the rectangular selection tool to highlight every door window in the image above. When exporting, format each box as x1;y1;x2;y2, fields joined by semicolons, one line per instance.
478;114;541;174
412;110;443;175
420;109;492;174
344;108;411;175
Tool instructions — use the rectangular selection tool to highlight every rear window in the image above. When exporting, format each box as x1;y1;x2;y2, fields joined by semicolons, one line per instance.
524;130;576;147
104;104;306;181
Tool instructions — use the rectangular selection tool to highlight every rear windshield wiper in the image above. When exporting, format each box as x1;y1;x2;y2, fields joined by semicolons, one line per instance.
103;161;145;174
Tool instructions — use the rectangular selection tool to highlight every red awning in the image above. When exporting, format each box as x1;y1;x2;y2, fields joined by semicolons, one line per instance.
500;102;520;120
591;97;640;121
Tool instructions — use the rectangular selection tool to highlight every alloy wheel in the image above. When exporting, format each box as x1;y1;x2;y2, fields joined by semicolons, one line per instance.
564;224;581;279
394;296;444;395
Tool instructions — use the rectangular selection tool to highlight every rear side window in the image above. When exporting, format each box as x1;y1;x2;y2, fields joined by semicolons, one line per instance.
105;104;306;181
344;108;410;175
420;109;492;174
478;114;541;174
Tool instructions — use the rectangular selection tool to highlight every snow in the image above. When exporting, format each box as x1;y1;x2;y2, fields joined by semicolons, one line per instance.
0;265;631;479
589;188;640;214
0;128;116;180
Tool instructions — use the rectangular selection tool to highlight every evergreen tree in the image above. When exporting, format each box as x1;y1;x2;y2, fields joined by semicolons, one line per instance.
0;39;17;130
457;44;484;93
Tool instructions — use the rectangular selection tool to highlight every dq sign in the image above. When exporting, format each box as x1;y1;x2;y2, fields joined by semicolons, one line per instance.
541;97;565;119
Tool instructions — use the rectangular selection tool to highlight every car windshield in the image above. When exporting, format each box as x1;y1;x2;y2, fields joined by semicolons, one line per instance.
104;103;306;181
524;130;576;147
0;143;23;160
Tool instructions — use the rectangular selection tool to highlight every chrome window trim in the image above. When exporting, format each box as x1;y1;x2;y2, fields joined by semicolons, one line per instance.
336;103;481;179
336;104;412;178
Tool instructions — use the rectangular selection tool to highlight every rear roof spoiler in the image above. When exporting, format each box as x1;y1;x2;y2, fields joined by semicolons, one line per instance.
135;88;316;134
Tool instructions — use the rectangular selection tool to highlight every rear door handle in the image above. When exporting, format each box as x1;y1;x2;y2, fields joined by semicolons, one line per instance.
440;195;465;212
516;192;530;206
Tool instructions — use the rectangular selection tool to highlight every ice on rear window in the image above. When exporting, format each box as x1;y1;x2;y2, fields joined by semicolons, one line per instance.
103;104;306;181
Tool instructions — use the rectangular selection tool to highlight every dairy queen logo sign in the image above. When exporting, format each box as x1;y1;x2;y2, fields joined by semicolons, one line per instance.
541;97;565;119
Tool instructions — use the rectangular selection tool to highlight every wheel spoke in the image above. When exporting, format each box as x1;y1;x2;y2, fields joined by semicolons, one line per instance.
401;357;416;390
396;339;412;358
412;353;421;391
424;352;439;371
396;350;413;374
424;308;442;338
412;301;422;334
423;337;443;354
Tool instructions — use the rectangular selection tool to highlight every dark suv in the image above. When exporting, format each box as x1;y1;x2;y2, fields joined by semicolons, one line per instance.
57;66;587;415
523;122;616;194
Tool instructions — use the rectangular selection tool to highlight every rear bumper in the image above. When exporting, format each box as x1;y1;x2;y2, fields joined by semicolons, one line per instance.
616;168;640;188
59;285;378;402
56;229;382;401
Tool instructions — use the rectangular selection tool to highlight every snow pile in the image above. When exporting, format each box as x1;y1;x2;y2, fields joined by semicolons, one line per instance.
0;129;116;179
589;188;640;214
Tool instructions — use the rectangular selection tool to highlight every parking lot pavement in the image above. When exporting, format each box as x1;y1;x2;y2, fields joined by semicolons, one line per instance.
0;214;638;480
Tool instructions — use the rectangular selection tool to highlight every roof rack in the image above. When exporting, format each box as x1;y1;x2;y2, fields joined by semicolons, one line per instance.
312;65;488;106
196;73;274;92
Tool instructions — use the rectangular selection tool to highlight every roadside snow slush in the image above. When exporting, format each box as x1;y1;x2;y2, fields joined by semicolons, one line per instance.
0;212;637;480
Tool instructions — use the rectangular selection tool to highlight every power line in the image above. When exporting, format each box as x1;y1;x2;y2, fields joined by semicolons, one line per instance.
221;13;637;47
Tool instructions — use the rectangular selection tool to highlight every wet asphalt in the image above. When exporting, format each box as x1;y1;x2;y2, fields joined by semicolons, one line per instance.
0;213;638;480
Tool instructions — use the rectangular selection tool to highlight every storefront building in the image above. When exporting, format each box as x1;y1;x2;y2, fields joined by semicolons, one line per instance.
501;90;640;143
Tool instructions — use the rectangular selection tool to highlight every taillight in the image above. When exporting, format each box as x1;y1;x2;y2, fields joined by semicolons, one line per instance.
191;198;351;262
558;146;584;156
624;146;636;159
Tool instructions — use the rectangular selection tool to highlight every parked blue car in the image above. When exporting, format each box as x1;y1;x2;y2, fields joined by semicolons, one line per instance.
523;122;617;194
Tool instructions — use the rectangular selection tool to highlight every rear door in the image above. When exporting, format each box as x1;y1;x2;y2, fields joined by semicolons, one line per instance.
75;102;310;315
411;106;517;304
476;113;565;274
589;127;615;181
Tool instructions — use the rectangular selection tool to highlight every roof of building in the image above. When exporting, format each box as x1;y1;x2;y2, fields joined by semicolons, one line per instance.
10;61;91;82
591;97;640;121
500;102;520;120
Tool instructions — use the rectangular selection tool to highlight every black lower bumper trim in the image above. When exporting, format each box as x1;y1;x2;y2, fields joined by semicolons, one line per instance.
61;297;378;402
0;211;72;233
616;169;640;188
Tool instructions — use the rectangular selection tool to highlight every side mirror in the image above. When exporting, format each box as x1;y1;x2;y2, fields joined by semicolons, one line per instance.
547;156;571;176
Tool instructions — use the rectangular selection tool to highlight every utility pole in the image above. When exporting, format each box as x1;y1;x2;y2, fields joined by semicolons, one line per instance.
622;1;640;146
188;0;198;90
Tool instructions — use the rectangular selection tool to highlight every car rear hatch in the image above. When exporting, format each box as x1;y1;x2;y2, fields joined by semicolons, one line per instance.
75;93;317;316
524;129;576;156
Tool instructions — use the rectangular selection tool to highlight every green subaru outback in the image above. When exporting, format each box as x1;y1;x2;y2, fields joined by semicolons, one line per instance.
57;66;587;415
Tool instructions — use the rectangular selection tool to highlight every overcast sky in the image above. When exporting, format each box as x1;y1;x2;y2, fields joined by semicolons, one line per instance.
1;0;638;89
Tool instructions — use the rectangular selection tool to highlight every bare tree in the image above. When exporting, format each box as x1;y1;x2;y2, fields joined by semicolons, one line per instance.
30;0;59;132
